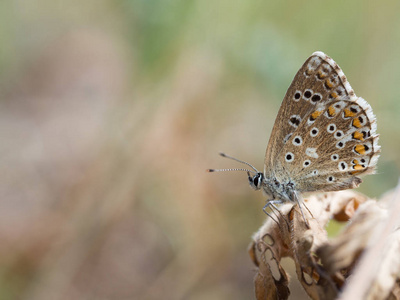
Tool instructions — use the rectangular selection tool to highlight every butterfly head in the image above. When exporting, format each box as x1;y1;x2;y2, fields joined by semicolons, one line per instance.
248;172;264;190
208;152;295;202
247;171;286;201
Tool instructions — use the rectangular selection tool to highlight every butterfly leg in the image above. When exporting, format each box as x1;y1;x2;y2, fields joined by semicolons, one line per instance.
269;200;292;230
263;200;285;225
292;192;310;228
302;201;314;219
262;201;278;224
268;200;283;211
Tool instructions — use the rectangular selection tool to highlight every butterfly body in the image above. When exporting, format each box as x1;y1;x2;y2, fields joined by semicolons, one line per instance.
249;171;296;204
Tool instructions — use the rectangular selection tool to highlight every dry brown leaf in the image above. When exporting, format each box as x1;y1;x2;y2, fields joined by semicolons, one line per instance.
337;181;400;300
250;189;400;300
317;200;387;275
249;241;290;300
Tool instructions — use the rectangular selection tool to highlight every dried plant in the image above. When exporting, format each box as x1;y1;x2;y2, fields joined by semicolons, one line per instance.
249;185;400;300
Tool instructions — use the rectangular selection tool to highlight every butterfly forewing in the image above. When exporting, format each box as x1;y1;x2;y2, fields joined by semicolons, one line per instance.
264;52;355;171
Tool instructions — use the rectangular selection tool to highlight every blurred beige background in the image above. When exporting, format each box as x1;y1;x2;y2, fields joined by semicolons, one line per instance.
1;1;399;299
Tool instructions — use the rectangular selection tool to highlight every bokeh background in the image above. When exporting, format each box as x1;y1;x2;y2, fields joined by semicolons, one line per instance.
1;1;399;299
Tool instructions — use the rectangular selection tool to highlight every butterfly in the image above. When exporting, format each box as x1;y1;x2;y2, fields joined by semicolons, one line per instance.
208;51;380;222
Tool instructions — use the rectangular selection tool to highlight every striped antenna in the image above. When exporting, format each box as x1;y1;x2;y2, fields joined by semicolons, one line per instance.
207;152;259;174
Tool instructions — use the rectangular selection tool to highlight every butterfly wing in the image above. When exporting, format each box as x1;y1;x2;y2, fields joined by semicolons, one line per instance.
264;52;380;193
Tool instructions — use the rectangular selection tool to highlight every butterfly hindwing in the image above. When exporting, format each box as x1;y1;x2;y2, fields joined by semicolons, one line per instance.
289;97;380;192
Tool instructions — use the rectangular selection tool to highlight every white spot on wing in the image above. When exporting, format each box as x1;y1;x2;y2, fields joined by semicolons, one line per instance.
305;148;318;159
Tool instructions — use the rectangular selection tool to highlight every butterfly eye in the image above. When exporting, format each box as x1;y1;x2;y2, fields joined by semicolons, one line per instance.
249;173;263;190
253;176;259;187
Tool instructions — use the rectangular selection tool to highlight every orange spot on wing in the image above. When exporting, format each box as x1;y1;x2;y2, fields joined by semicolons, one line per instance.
325;79;334;88
352;118;362;128
311;110;323;119
328;105;336;116
330;92;338;99
354;144;366;155
344;108;357;118
318;70;327;79
353;164;364;170
353;131;364;140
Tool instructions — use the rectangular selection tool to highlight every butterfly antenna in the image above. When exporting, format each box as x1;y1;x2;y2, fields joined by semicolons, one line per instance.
207;168;256;174
217;152;259;173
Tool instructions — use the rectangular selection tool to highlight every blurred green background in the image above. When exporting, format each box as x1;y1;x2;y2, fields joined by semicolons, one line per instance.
1;1;399;299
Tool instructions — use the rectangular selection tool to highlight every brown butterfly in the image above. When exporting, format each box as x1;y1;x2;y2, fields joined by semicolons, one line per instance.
208;52;380;222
